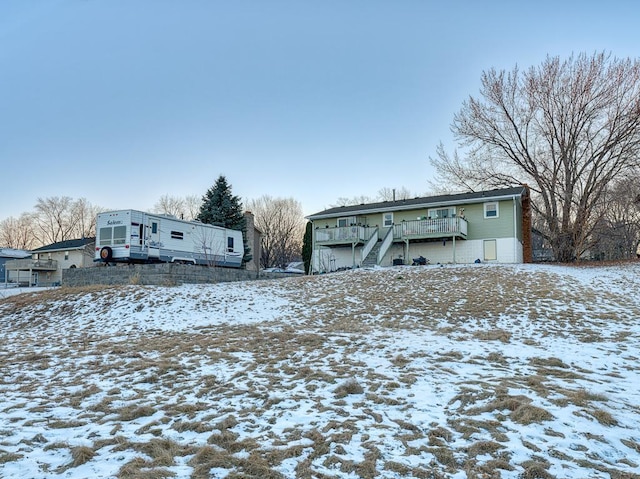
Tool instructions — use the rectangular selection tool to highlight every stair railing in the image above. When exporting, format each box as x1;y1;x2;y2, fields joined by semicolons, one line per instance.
360;228;379;264
377;227;394;265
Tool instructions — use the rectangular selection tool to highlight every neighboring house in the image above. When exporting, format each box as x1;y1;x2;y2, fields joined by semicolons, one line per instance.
4;238;95;287
306;186;532;272
1;248;31;286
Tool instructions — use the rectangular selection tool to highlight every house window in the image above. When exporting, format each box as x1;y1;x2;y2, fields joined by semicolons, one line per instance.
428;207;455;219
171;231;184;240
227;237;234;252
484;239;497;261
383;212;394;227
337;216;356;227
484;202;499;218
64;251;69;261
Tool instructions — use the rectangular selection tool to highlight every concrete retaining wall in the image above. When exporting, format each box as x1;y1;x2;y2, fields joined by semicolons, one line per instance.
63;263;289;287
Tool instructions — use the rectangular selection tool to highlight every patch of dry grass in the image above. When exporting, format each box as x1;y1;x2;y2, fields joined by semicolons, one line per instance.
70;445;96;467
2;265;639;478
334;378;364;398
0;450;23;464
117;457;176;479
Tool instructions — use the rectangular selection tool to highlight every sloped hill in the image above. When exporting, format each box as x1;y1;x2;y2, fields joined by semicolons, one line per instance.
1;263;639;478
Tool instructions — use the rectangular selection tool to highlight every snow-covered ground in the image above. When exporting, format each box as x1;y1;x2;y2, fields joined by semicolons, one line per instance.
1;263;639;478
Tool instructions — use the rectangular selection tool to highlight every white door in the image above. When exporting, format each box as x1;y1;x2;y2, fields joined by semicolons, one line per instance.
148;220;160;258
484;239;497;261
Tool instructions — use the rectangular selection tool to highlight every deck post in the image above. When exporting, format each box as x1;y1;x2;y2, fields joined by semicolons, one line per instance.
352;242;356;268
453;235;456;264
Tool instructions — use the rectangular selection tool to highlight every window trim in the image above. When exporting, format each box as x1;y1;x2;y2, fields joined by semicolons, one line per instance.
484;202;499;219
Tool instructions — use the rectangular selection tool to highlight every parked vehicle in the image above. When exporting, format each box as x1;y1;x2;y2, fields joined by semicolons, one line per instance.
95;210;243;267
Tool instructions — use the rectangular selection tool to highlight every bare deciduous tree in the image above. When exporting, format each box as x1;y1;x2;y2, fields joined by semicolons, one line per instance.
153;194;186;219
184;195;200;221
153;194;201;220
590;175;640;260
376;186;415;202
0;214;37;250
32;196;103;246
246;196;305;269
331;187;418;208
71;198;102;239
431;52;640;262
331;195;374;208
33;196;75;245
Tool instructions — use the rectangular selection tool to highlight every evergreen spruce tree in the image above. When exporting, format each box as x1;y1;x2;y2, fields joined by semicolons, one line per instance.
302;221;313;274
197;175;252;266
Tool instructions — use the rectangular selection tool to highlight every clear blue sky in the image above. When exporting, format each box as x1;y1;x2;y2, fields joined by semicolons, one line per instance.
1;0;639;221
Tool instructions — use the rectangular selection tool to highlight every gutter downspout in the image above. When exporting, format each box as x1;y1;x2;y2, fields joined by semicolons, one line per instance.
310;220;315;275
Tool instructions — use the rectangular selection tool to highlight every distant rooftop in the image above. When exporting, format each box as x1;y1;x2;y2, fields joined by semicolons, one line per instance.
0;248;31;259
31;237;95;253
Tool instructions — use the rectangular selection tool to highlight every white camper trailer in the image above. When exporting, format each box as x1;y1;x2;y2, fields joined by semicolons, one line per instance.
95;210;244;267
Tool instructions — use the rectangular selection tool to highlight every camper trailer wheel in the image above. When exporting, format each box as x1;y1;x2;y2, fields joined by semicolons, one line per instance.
100;246;113;261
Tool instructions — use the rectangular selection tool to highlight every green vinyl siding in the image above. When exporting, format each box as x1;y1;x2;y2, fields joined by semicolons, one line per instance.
311;199;520;240
464;200;516;240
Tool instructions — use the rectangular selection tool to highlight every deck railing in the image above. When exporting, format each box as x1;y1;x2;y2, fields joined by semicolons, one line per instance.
4;258;59;270
315;218;467;246
315;226;374;243
393;217;468;239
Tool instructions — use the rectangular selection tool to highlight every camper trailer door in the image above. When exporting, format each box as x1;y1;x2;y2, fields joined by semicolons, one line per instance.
148;218;161;258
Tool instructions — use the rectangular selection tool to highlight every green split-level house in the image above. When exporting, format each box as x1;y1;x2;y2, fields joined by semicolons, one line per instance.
306;186;532;273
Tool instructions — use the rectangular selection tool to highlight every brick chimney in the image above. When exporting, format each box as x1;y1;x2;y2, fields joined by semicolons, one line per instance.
244;211;262;273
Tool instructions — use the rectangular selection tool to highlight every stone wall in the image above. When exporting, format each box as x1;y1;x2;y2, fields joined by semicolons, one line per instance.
63;263;289;287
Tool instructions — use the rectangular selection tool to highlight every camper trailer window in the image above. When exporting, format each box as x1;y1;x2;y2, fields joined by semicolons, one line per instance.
113;226;127;245
171;231;184;240
227;237;234;252
99;227;112;246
